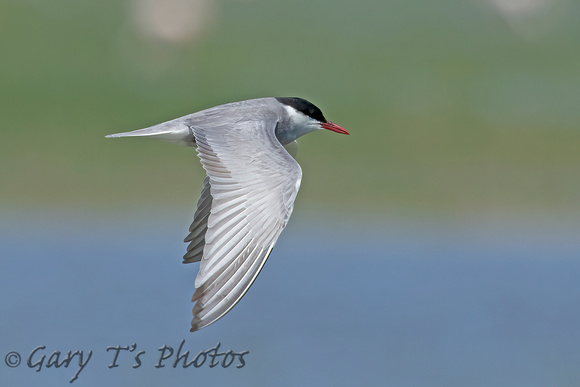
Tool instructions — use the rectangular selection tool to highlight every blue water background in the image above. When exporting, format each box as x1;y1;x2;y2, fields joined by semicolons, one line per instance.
0;210;579;386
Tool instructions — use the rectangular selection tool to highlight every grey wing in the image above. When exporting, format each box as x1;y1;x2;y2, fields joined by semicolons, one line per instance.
188;117;302;332
183;176;212;264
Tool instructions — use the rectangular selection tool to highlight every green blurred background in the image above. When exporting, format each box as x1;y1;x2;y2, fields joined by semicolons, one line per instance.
1;0;579;217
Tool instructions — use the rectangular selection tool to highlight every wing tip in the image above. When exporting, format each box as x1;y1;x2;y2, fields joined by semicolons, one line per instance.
189;316;215;332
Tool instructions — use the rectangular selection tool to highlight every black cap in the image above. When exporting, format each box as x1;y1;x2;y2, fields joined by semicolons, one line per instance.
276;97;327;123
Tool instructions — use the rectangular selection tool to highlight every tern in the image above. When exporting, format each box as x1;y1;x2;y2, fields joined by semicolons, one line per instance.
106;97;349;331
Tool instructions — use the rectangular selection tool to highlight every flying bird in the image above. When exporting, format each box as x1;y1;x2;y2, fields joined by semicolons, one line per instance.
106;97;349;331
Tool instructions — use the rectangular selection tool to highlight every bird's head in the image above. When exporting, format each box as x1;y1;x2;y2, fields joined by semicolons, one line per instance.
275;97;349;144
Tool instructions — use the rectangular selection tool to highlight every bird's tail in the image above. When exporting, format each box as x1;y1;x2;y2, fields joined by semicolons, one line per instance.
105;116;195;146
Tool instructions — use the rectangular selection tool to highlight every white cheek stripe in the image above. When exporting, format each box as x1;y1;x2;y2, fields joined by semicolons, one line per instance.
283;105;313;127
